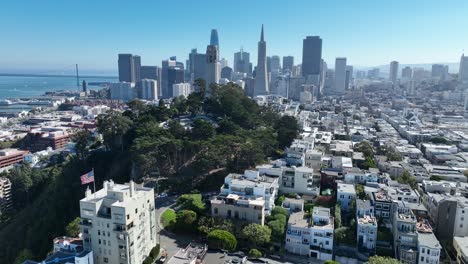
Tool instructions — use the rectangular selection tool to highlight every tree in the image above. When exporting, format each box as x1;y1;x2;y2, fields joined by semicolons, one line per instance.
355;184;366;199
72;130;93;159
271;207;288;217
366;256;401;264
397;170;416;189
274;195;285;206
248;249;262;258
174;210;197;233
13;249;33;264
334;204;342;228
242;224;271;248
207;230;237;251
324;261;340;264
197;216;234;235
65;217;81;237
96;110;133;151
167;120;186;139
267;219;286;243
275;116;299;149
177;194;206;215
191;118;215;141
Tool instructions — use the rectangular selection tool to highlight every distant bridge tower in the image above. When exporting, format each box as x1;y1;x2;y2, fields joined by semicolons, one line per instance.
76;64;80;88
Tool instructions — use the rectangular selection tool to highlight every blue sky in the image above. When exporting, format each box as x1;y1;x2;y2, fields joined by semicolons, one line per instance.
0;0;467;74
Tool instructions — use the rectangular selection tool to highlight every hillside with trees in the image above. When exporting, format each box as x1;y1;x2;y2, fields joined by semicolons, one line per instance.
0;81;299;263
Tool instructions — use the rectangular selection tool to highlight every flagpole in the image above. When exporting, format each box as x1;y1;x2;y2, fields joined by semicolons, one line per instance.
93;169;96;198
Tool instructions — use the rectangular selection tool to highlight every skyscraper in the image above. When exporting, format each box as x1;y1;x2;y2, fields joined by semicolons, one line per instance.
334;57;347;94
140;66;159;80
210;29;219;47
432;64;448;81
345;65;353;90
389;61;399;84
118;54;133;82
271;55;281;73
205;45;220;87
234;49;252;75
302;36;322;77
459;54;468;83
221;66;233;80
141;79;158;101
402;66;412;80
282;56;294;73
161;58;177;98
254;25;269;96
133;55;141;83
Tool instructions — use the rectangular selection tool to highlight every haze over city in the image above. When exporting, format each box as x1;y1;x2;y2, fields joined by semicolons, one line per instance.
0;0;467;74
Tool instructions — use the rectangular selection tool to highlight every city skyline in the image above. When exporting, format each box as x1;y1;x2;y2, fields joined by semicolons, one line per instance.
1;0;467;74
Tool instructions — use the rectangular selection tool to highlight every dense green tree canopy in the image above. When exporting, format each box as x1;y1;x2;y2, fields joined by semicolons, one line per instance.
207;230;237;251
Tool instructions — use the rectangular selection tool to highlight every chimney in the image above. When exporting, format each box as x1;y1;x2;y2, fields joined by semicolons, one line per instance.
129;180;135;197
85;186;92;198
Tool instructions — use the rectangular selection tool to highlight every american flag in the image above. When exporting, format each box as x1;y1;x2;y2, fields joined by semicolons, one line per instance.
80;170;95;185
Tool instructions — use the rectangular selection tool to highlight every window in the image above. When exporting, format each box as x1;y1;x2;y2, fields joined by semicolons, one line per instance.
313;239;317;243
422;248;425;253
108;241;111;246
214;208;218;214
107;223;109;228
427;249;430;254
103;240;106;246
107;231;110;237
325;241;329;245
135;209;138;214
104;257;109;263
127;214;130;220
99;239;101;245
98;230;101;236
421;257;424;262
461;224;464;228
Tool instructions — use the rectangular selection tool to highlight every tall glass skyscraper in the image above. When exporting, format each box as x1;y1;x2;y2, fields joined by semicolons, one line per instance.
302;36;322;77
210;29;219;47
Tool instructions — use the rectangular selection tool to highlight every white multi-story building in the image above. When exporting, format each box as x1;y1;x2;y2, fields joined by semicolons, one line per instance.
0;177;12;215
285;207;334;261
141;79;158;101
80;180;156;264
280;166;319;197
337;183;356;211
172;82;191;98
285;139;314;166
305;149;323;171
219;170;279;214
110;82;136;101
356;199;377;253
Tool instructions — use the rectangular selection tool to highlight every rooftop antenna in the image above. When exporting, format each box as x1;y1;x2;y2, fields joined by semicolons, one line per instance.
75;64;80;88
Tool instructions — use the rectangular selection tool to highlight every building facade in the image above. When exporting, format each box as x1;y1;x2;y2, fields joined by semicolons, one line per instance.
80;180;156;264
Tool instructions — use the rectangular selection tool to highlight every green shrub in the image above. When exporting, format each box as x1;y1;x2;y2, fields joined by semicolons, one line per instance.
248;248;262;258
207;229;237;251
161;209;176;229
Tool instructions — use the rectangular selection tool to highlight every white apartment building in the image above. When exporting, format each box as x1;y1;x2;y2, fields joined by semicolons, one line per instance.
356;199;377;253
285;207;334;261
0;177;12;215
280;166;320;196
337;183;356;211
172;83;191;98
110;82;136;102
141;79;158;101
80;180;156;264
285;139;314;166
219;170;279;214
